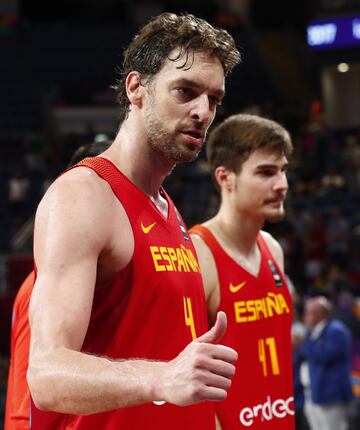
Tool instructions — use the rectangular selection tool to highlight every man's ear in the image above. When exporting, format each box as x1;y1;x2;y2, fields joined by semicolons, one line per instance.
214;166;235;192
125;71;143;107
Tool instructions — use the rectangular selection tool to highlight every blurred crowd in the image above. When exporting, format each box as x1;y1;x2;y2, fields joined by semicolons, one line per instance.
0;2;360;427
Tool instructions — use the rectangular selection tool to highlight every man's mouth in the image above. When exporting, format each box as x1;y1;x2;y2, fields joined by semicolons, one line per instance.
181;130;204;147
265;196;286;205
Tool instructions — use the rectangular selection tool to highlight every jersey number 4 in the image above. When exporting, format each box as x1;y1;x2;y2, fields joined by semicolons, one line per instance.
183;297;197;340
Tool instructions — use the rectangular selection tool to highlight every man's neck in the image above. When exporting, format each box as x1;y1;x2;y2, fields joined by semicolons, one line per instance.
103;118;174;200
310;319;328;340
206;207;263;257
204;210;264;277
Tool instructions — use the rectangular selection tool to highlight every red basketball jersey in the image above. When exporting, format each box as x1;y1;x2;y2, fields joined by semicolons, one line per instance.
191;225;295;430
5;271;34;430
31;158;215;430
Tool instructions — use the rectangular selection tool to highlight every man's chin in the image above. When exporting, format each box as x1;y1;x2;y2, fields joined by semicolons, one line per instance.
174;144;201;163
151;142;199;164
265;211;286;223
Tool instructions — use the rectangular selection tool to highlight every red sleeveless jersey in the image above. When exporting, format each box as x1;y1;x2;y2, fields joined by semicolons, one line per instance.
5;271;34;430
190;225;295;430
31;158;215;430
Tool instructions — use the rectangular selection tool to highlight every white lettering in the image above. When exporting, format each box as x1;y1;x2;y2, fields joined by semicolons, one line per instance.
239;396;295;427
307;24;337;46
252;404;262;418
272;398;286;418
262;396;273;421
239;407;254;427
286;396;295;414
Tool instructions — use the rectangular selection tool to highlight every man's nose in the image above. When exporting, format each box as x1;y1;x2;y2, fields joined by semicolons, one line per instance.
190;95;212;125
274;172;288;192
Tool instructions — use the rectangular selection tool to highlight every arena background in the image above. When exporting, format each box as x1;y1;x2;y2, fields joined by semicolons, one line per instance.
1;0;360;427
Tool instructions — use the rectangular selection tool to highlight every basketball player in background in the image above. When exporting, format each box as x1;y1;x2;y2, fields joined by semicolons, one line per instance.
191;113;295;429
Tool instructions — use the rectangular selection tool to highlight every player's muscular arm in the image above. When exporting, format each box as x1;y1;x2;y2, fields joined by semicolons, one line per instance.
28;168;141;414
28;171;237;415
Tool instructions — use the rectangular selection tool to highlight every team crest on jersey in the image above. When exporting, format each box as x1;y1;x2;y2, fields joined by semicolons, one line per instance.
175;209;190;241
268;259;284;287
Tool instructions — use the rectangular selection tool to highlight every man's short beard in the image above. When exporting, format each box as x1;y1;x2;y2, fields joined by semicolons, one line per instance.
148;127;199;163
266;210;286;224
144;96;200;164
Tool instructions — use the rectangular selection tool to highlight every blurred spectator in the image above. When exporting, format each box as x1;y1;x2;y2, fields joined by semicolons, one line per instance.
67;140;111;166
342;134;360;194
324;264;351;301
8;171;30;228
319;166;346;198
300;297;353;430
304;214;327;293
333;290;360;341
288;205;311;238
292;167;319;200
326;208;349;266
24;133;47;174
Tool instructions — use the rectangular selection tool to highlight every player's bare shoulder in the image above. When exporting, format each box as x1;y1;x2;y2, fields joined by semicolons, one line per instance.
35;166;134;275
260;230;285;271
38;167;114;224
36;167;115;241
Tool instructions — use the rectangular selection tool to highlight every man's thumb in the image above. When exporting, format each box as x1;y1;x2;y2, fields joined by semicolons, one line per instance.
196;311;227;344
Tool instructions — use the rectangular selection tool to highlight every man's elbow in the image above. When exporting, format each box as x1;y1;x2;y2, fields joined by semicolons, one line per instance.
27;366;58;411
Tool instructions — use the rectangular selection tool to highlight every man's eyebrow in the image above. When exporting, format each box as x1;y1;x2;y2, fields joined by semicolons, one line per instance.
255;162;289;169
172;78;225;98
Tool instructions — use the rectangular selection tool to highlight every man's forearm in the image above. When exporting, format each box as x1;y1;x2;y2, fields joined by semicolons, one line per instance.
28;347;162;415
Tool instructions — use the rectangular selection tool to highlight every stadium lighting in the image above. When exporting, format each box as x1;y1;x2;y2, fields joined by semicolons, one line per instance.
337;63;349;72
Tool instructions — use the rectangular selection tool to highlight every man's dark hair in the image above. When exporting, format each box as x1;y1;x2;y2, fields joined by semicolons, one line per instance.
113;12;240;124
207;113;293;176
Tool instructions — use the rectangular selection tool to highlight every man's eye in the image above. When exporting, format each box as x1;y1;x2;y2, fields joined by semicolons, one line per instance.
177;88;194;98
209;96;222;106
260;170;274;177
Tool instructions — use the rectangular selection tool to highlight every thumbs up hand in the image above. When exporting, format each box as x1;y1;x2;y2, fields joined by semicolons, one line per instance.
195;311;228;345
153;312;238;406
